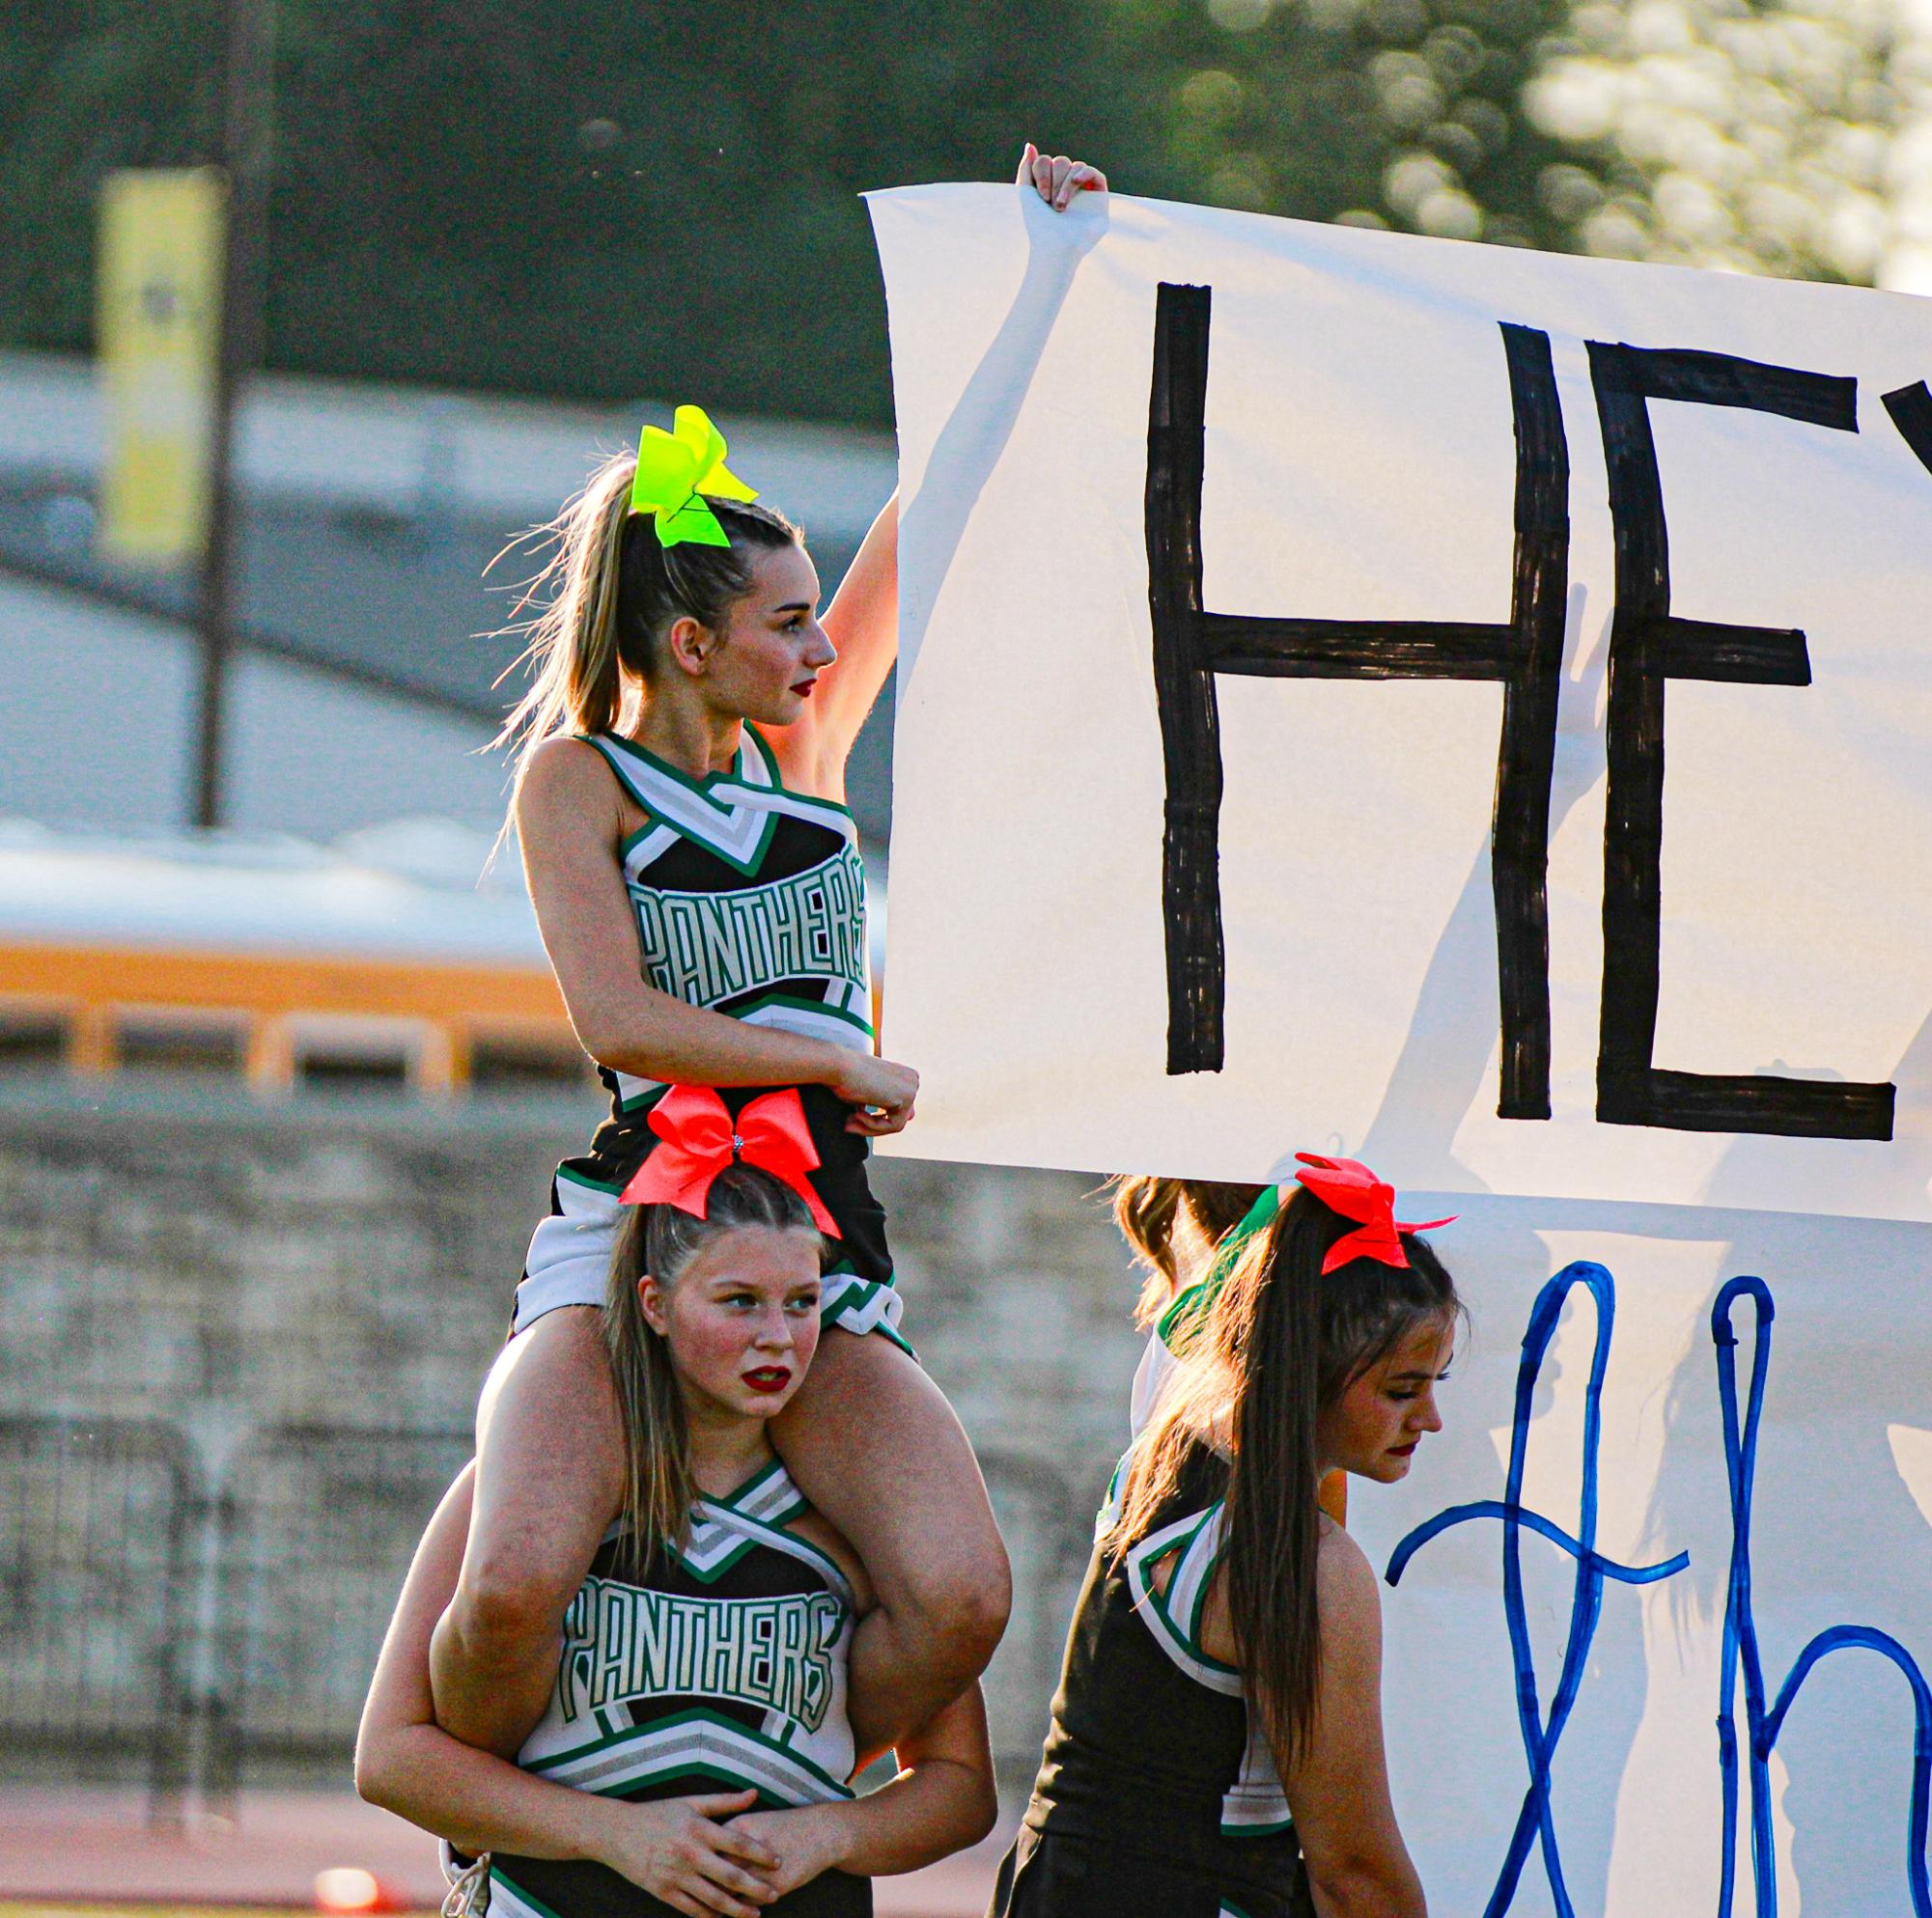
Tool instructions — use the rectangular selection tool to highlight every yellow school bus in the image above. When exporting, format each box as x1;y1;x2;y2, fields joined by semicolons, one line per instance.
0;823;889;1098
0;823;587;1097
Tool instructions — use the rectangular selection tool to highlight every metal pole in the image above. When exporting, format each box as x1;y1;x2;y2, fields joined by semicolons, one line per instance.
194;0;274;830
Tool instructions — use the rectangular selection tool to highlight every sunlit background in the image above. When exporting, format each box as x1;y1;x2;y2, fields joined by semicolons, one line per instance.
1;2;1928;1912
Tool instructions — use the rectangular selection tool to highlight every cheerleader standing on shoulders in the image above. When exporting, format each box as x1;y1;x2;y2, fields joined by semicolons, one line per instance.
993;1157;1459;1918
358;1128;996;1918
432;145;1106;1765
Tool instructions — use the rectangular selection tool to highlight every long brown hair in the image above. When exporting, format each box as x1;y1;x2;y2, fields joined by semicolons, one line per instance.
492;452;802;815
603;1163;826;1577
1109;1175;1266;1327
1112;1184;1459;1772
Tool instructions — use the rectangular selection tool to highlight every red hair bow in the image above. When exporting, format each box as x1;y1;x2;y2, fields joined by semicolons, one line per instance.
1292;1153;1455;1276
620;1084;839;1237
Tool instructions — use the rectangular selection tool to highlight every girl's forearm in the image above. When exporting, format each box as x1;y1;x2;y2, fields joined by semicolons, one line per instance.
585;989;841;1087
357;1721;616;1864
818;1757;998;1878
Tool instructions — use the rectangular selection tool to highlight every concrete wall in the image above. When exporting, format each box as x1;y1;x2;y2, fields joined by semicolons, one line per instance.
0;1080;1145;1789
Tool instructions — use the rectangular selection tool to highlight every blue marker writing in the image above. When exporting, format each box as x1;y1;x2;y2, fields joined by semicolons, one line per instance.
1386;1260;1691;1918
1711;1274;1932;1918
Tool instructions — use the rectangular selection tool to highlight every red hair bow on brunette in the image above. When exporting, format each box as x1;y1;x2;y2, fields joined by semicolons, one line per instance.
620;1084;840;1237
1292;1153;1455;1276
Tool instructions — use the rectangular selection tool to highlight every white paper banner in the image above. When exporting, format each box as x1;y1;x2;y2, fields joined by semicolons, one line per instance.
867;184;1932;1222
1352;1197;1932;1918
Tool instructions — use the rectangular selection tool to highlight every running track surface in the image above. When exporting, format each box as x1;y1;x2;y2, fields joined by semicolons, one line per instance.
0;1790;1013;1916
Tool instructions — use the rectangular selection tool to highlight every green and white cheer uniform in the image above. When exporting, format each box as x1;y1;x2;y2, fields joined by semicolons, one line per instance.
460;1459;871;1918
513;725;901;1348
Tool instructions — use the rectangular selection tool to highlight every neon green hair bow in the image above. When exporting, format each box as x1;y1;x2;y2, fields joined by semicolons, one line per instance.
629;403;759;548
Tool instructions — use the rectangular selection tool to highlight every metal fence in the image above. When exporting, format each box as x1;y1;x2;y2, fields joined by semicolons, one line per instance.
0;1413;466;1821
0;1413;1098;1822
0;1415;199;1810
210;1425;475;1796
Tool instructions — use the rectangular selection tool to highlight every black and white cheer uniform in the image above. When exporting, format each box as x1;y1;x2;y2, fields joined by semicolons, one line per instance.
990;1447;1314;1918
457;1459;870;1918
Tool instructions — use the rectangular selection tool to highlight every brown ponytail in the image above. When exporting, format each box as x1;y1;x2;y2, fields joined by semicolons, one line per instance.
1112;1186;1460;1773
1109;1175;1267;1327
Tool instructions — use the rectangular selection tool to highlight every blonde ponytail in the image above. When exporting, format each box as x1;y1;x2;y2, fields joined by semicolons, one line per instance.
491;452;636;800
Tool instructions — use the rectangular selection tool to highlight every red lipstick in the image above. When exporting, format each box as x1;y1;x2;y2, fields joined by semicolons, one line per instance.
742;1367;792;1395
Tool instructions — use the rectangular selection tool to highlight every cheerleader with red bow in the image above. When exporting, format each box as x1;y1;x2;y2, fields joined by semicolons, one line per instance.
992;1157;1461;1918
359;1110;998;1918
